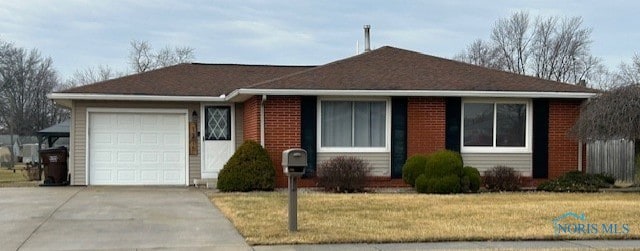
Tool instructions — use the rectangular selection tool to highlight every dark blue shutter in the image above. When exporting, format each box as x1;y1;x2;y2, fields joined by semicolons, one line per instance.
445;97;461;152
300;96;317;178
532;99;549;178
391;97;408;178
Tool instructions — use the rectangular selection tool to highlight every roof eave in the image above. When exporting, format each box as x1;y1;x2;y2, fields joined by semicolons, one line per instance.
48;89;597;105
47;93;227;103
230;88;597;99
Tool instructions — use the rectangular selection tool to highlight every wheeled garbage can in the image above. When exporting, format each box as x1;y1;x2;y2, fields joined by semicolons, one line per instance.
39;147;69;186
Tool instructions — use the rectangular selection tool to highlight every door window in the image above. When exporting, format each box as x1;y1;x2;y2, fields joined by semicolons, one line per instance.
205;106;231;140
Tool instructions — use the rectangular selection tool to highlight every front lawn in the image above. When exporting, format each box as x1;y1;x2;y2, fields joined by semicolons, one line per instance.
210;192;640;245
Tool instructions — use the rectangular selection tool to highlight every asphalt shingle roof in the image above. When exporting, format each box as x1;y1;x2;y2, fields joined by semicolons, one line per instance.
248;46;597;93
58;46;597;96
60;64;314;96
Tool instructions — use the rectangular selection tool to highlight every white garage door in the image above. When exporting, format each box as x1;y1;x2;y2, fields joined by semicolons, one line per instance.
88;111;187;185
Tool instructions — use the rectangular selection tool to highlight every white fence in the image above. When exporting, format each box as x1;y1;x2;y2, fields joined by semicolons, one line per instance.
587;139;636;183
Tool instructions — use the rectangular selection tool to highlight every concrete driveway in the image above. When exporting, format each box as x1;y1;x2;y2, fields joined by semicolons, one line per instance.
0;187;250;251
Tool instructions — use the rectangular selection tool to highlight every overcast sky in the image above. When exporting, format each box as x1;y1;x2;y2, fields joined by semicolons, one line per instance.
1;0;639;80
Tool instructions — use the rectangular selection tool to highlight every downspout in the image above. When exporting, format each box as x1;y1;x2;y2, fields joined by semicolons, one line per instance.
578;140;583;172
260;95;267;147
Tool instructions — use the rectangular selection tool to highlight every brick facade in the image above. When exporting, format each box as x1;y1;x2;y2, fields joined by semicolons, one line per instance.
406;97;446;156
263;96;302;187
242;96;260;142
548;99;582;178
242;95;585;187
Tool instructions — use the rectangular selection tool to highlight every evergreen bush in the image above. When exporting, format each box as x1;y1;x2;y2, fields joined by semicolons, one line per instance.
461;166;481;193
402;154;429;187
217;141;276;192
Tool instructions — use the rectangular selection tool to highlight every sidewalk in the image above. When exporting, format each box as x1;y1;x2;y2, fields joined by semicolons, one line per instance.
253;240;640;250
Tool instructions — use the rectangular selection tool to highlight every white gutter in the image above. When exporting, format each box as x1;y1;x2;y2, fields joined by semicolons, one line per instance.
228;89;597;99
50;89;597;104
47;93;226;102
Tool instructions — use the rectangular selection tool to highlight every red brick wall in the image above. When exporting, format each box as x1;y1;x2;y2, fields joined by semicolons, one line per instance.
548;99;582;178
242;96;260;142
407;97;446;156
263;96;302;187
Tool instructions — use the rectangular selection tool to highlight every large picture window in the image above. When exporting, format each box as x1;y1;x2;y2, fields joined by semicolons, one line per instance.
320;100;387;148
463;101;529;151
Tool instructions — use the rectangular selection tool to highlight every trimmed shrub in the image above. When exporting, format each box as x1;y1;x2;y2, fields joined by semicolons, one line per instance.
415;174;429;193
426;174;461;194
412;150;464;194
402;154;429;187
537;171;612;192
217;141;276;192
318;156;370;193
484;166;521;192
424;150;464;179
461;166;481;193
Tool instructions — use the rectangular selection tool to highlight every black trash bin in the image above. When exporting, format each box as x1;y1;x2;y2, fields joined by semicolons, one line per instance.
39;147;69;186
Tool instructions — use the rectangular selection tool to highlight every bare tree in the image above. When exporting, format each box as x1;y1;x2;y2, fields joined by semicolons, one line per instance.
456;11;602;86
530;16;596;83
587;63;616;90
0;39;65;139
61;65;122;90
0;41;64;134
491;11;531;75
454;39;502;69
129;40;155;73
616;53;640;86
572;85;640;141
129;40;194;73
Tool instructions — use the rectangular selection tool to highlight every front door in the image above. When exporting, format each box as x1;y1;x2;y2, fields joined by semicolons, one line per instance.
202;105;234;179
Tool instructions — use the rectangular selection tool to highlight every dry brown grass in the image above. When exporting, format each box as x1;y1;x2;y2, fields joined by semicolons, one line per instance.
210;191;640;245
0;167;38;187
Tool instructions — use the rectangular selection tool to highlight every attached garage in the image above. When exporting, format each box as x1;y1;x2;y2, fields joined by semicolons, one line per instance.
87;109;188;185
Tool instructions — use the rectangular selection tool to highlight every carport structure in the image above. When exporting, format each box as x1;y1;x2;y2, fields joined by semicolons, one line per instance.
37;119;70;148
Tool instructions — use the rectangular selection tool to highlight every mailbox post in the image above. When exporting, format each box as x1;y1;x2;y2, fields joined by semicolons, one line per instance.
282;148;307;232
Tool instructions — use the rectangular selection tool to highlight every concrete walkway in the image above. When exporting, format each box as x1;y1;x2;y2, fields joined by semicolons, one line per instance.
253;240;640;250
0;186;250;251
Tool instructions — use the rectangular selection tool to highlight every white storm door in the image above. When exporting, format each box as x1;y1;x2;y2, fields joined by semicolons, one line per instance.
202;105;235;179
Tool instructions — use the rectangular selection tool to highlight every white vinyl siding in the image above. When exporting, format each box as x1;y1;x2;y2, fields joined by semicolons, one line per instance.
461;152;532;176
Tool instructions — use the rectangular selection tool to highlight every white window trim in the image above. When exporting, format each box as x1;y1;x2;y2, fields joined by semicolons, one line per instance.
460;98;533;154
317;97;391;153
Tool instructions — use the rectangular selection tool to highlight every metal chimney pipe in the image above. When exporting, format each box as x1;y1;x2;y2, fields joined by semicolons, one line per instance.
364;25;371;52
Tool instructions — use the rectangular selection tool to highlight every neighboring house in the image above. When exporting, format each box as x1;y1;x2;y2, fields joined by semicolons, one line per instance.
0;135;39;159
48;46;597;187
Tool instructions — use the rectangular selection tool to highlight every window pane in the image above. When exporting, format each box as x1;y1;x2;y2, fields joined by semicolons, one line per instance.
354;101;386;147
463;103;494;146
321;101;352;147
205;106;231;140
496;104;526;147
